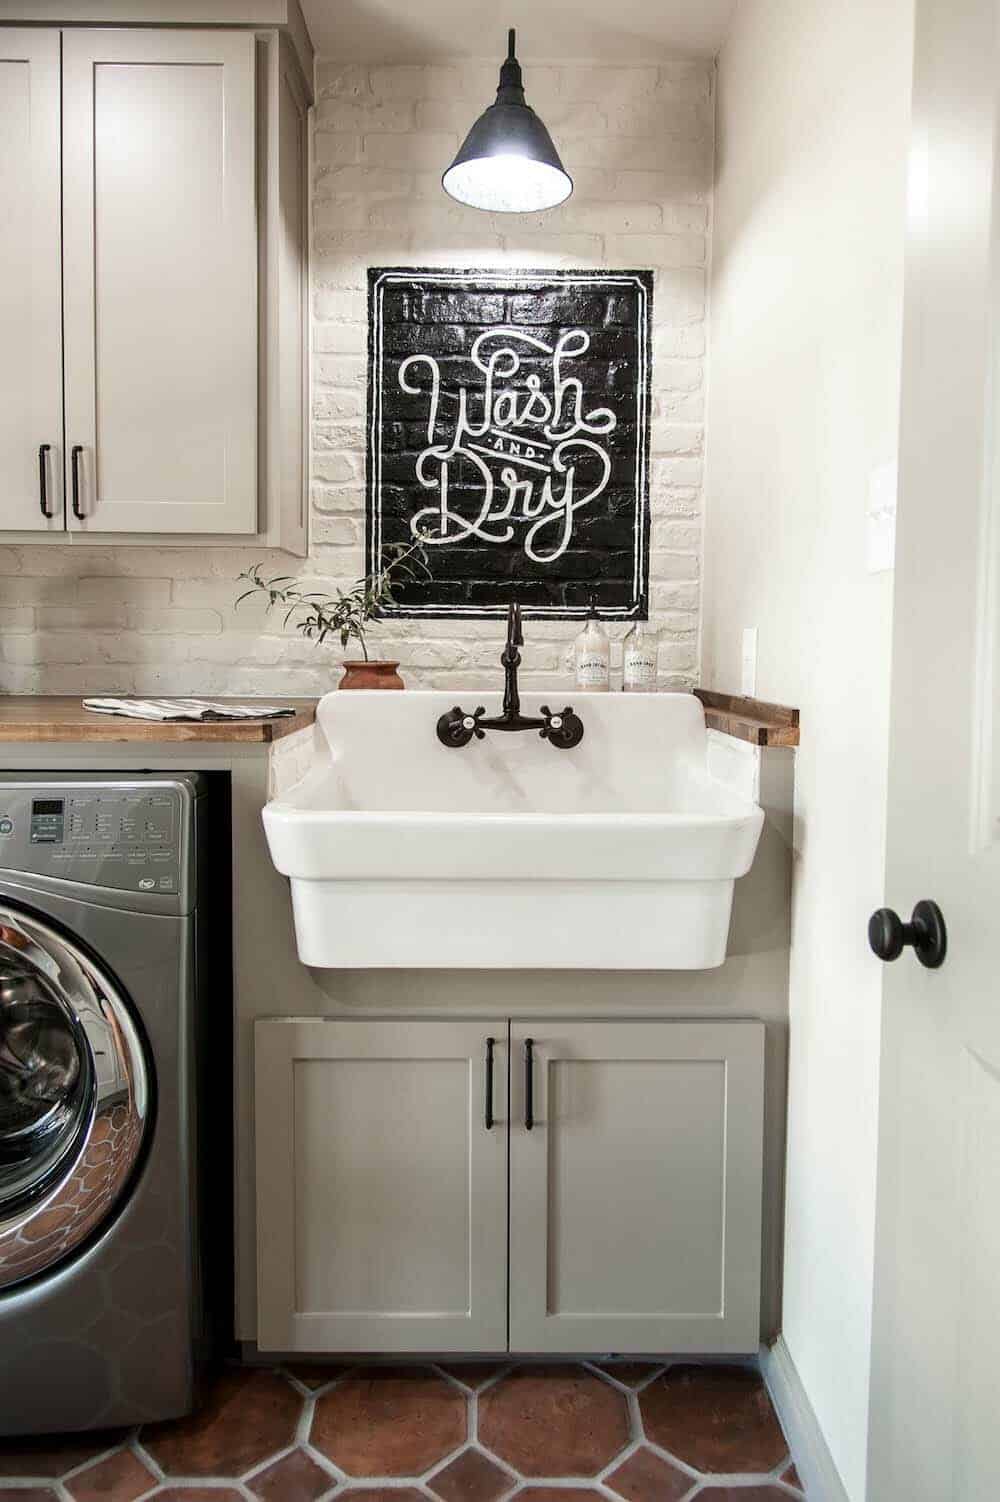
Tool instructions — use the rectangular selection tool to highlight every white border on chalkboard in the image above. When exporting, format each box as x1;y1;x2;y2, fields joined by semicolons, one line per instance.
366;267;652;618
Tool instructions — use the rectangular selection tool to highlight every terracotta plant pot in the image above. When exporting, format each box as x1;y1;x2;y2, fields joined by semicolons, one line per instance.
338;660;405;690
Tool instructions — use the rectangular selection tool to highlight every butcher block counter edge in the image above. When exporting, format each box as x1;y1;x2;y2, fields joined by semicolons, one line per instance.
0;697;318;744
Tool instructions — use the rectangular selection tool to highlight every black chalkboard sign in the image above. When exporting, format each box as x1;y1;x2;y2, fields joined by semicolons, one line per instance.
366;267;652;618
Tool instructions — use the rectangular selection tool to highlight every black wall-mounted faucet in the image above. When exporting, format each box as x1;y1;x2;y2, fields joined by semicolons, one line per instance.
436;603;585;751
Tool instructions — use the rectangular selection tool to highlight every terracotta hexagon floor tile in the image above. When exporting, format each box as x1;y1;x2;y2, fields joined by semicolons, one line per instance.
605;1445;692;1501
479;1365;630;1477
246;1447;333;1501
0;1432;129;1479
65;1448;157;1501
593;1366;662;1391
513;1490;602;1502
0;1491;60;1501
429;1445;515;1502
141;1367;302;1478
437;1365;507;1391
694;1490;789;1501
782;1462;803;1491
311;1367;467;1476
341;1491;429;1502
639;1366;786;1475
148;1490;246;1500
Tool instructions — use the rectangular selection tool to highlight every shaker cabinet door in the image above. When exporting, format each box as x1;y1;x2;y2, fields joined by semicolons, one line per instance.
255;1019;508;1354
509;1020;765;1354
0;31;63;532
61;29;257;534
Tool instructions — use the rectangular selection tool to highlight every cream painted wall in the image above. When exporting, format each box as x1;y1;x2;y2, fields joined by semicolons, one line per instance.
704;3;913;1498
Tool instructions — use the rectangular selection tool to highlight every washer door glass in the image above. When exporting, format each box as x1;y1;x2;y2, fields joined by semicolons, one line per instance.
0;959;92;1208
0;910;149;1289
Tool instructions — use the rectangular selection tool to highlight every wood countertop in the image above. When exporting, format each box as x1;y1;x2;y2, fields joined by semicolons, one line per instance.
0;691;797;748
0;697;318;744
694;689;800;748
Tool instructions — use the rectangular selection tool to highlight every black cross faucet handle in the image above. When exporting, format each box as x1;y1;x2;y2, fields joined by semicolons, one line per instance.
539;706;585;750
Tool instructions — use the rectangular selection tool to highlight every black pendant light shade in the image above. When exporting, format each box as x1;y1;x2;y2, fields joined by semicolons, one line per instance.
442;31;573;212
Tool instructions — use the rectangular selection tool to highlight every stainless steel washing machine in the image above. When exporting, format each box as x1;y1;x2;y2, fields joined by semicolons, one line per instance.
0;773;221;1435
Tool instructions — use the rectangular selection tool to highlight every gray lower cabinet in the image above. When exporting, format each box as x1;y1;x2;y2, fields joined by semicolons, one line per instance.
254;1019;508;1354
508;1020;764;1354
254;1017;764;1356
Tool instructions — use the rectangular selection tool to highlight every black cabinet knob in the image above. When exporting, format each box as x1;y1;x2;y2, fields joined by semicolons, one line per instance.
868;899;947;969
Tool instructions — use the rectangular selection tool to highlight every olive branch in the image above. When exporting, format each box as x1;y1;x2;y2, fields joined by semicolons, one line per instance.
235;540;430;662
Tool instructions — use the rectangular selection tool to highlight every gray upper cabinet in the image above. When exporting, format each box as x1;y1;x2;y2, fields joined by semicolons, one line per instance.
0;31;63;532
0;23;309;550
62;29;258;536
259;34;310;557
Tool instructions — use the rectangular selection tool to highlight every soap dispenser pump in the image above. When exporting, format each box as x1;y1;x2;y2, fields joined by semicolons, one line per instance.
573;598;610;692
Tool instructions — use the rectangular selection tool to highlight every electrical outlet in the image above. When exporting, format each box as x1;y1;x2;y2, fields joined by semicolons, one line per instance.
741;627;758;696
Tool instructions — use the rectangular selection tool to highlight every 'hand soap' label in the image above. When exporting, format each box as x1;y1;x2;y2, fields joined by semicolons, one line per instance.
624;653;658;687
577;654;609;686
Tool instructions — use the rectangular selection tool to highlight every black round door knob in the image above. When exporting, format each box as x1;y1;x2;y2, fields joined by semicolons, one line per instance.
868;899;947;969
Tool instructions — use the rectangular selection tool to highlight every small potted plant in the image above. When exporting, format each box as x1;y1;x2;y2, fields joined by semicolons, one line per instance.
235;541;428;689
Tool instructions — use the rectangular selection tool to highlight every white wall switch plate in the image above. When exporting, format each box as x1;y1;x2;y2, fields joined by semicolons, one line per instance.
741;627;758;695
867;461;898;573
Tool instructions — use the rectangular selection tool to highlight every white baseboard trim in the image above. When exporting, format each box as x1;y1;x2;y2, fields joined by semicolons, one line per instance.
760;1337;851;1502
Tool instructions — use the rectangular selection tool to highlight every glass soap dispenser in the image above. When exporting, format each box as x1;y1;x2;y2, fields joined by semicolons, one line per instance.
622;619;659;692
573;599;610;691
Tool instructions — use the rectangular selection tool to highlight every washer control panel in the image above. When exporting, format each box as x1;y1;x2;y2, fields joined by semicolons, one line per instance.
30;798;65;845
0;779;192;897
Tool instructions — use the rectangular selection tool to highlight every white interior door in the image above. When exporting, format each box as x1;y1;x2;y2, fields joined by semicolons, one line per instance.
255;1019;508;1354
61;28;257;534
868;0;1000;1495
509;1020;764;1354
0;30;63;532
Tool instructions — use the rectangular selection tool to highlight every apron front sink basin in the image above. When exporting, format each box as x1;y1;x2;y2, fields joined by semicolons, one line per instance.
263;691;764;969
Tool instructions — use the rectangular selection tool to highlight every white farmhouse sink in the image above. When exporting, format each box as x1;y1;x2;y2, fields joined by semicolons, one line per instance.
263;691;764;969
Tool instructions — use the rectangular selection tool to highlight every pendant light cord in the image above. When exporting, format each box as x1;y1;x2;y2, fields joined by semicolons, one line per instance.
497;29;525;104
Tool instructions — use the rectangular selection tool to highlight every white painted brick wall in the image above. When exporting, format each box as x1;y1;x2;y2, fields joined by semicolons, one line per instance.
0;56;712;697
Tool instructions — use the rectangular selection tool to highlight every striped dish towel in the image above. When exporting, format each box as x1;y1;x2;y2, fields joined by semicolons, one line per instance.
82;697;296;723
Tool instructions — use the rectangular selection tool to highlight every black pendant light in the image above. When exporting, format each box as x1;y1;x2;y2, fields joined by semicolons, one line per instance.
442;31;573;213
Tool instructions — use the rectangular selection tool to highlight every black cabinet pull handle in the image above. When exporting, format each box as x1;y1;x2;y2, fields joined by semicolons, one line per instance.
869;899;947;969
71;444;84;519
524;1037;534;1130
484;1036;495;1130
38;444;53;518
